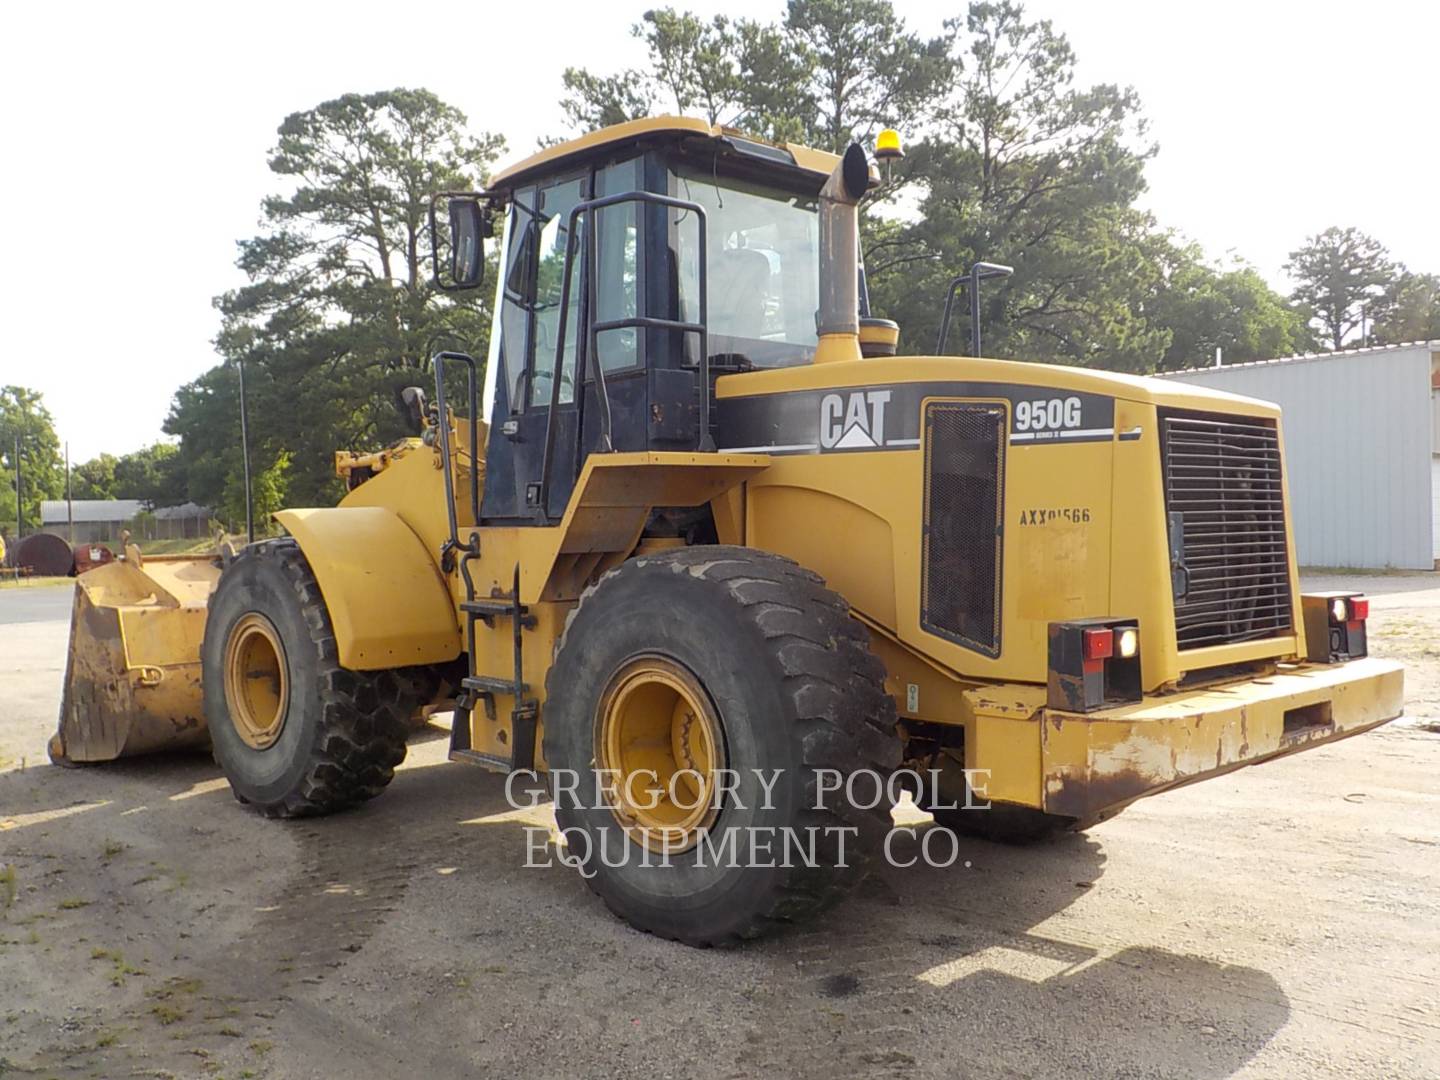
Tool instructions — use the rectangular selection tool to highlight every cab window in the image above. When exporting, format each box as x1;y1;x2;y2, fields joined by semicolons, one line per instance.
497;188;534;412
671;166;821;368
528;177;585;407
592;158;642;374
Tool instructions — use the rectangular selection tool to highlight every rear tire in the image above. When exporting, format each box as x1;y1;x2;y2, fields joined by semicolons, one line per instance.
202;539;427;818
543;546;901;946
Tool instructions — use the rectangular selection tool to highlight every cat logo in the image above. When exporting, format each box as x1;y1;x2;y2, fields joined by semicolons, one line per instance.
819;390;891;450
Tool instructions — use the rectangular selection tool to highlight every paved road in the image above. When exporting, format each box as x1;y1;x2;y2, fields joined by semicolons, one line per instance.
0;582;71;625
2;578;1437;1079
0;584;70;770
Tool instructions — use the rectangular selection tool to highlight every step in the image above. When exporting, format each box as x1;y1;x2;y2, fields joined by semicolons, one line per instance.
462;674;530;697
460;598;526;617
449;748;512;773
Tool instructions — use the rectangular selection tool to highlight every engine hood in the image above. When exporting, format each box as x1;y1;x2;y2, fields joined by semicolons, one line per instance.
715;354;1281;418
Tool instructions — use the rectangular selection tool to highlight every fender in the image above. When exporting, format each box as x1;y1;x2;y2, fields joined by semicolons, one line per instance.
274;507;462;670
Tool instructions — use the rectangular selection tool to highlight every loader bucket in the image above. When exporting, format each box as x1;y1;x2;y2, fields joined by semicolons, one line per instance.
49;555;222;765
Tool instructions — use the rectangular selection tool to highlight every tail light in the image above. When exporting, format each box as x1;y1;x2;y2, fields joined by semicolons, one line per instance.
1082;628;1114;662
1302;592;1369;662
1048;619;1142;712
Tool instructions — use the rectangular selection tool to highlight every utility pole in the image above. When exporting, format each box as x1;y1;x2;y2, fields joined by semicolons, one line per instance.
237;358;254;543
66;441;74;545
12;434;20;540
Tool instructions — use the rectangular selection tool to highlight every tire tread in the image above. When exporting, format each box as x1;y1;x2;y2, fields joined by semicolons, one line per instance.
545;545;900;946
216;539;425;819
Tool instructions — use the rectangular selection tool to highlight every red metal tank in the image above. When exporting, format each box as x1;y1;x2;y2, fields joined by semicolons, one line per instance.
72;543;116;575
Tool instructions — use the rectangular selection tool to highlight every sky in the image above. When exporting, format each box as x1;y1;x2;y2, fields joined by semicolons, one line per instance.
2;0;1437;461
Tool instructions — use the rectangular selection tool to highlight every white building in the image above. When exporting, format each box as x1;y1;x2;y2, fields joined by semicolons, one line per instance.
1160;341;1439;570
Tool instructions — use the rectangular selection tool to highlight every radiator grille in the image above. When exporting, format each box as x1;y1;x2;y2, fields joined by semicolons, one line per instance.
921;402;1005;657
1161;410;1293;649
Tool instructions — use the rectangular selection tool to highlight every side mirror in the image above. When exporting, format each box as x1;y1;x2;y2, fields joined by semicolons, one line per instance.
400;386;428;432
430;192;490;291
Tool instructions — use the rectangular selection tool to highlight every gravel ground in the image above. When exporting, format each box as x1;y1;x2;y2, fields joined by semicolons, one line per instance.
1;575;1438;1079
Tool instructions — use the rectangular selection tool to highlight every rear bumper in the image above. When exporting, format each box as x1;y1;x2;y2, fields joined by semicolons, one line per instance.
981;657;1404;825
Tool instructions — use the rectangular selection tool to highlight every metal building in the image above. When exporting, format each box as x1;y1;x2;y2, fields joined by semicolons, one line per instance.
40;499;144;543
1160;341;1440;571
40;500;213;544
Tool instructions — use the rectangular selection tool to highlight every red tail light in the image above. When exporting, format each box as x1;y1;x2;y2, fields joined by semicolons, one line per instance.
1082;628;1114;661
1349;597;1370;621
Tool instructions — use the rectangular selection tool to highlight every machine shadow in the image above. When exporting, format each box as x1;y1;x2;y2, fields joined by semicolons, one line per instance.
2;749;1291;1080
381;762;1293;1078
732;824;1292;1077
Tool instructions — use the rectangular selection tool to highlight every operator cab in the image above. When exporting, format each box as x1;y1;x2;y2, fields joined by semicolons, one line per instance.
457;118;873;522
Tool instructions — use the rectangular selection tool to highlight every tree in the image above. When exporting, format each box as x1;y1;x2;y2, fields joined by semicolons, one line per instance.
113;443;186;508
0;386;64;534
643;10;743;125
1373;271;1440;345
170;89;504;511
1148;246;1315;370
562;10;789;135
165;365;246;514
870;2;1165;370
221;449;291;529
559;67;655;131
784;0;954;152
70;453;119;500
1285;227;1396;351
559;2;952;149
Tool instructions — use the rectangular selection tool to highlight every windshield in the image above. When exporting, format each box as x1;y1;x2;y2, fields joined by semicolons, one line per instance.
672;167;821;368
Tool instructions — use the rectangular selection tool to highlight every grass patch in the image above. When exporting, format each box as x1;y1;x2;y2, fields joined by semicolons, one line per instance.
93;948;146;985
0;865;15;911
58;897;91;910
149;977;203;998
134;537;220;556
145;977;200;1025
149;1002;185;1025
0;575;71;590
102;839;127;860
248;1039;272;1055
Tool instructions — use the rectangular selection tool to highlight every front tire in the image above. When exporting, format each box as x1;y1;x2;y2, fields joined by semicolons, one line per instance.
202;539;425;818
542;546;901;946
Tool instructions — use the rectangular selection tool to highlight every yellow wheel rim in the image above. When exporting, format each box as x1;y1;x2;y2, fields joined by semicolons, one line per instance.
595;655;726;854
224;613;289;750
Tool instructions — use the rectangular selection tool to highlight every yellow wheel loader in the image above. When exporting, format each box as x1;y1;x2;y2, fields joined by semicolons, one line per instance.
52;117;1404;945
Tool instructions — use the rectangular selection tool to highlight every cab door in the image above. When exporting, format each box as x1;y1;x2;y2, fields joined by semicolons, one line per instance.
480;172;589;521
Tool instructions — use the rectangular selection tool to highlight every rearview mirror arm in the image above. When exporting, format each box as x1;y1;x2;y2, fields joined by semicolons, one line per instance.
934;261;1014;357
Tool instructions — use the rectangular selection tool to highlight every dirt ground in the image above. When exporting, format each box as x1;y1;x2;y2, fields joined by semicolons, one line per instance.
2;575;1438;1079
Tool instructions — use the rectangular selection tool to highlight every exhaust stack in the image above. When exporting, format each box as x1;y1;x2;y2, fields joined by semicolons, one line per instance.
815;143;870;364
